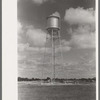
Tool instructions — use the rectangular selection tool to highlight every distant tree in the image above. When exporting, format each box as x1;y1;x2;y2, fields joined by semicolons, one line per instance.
46;77;51;81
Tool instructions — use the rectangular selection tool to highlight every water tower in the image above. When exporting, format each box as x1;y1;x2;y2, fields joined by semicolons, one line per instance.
45;12;63;82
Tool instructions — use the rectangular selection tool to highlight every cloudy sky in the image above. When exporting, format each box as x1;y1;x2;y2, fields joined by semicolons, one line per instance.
18;0;96;78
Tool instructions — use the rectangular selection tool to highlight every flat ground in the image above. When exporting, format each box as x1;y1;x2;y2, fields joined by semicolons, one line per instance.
18;83;96;100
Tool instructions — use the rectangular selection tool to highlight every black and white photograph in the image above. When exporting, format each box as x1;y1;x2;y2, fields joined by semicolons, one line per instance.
17;0;97;100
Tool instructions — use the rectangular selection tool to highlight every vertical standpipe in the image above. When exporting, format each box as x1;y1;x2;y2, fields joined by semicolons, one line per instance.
46;12;60;82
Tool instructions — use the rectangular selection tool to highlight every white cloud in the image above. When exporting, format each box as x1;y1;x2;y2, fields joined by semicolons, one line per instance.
70;31;95;48
17;21;71;51
18;43;29;52
67;25;96;49
64;7;95;49
17;21;24;42
17;21;21;31
18;42;51;54
26;27;48;46
79;52;96;76
17;22;49;47
32;0;48;4
55;40;71;52
18;55;26;60
64;7;95;25
17;21;23;34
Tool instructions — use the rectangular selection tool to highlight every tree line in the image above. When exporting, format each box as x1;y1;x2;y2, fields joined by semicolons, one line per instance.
18;77;96;83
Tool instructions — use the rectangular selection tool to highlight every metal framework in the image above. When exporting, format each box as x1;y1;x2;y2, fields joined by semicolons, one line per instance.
42;12;64;83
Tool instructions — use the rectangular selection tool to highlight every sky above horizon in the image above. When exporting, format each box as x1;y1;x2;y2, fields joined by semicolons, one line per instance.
18;0;96;78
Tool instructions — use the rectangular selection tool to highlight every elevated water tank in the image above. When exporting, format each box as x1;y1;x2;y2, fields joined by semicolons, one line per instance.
47;12;60;30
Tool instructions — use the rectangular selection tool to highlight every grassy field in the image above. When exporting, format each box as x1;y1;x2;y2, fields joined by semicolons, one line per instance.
18;83;96;100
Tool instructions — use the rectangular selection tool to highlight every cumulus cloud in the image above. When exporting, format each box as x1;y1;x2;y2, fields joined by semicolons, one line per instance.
17;22;49;47
64;7;95;49
18;23;71;51
18;42;49;54
18;55;26;61
17;21;25;42
18;43;43;70
17;21;23;34
26;27;47;46
18;43;29;52
55;40;71;52
32;0;48;4
69;30;95;48
64;7;95;25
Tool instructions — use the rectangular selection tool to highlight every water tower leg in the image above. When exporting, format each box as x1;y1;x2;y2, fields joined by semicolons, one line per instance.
58;31;64;78
41;32;48;82
51;29;56;83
